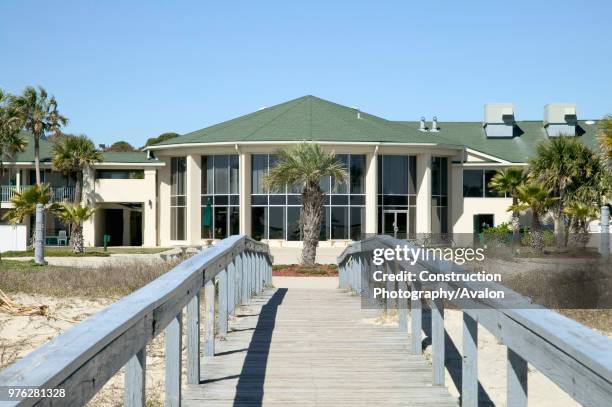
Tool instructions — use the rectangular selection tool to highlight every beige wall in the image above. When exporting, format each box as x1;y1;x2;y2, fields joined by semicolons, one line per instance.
82;165;160;247
450;163;514;240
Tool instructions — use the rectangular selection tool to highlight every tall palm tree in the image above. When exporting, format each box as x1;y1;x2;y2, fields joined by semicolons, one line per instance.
52;134;102;203
488;167;526;245
10;86;68;186
509;183;557;251
263;143;347;266
529;135;599;249
598;115;612;164
56;203;95;254
0;89;27;168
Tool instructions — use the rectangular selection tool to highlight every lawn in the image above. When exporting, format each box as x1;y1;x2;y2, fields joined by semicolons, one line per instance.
1;246;169;258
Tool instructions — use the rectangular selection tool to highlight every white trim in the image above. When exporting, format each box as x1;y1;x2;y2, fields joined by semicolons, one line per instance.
454;162;528;167
1;161;163;168
93;162;165;168
464;148;513;164
145;140;465;151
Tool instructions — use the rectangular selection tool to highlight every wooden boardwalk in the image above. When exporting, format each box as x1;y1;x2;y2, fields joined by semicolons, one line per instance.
183;285;458;407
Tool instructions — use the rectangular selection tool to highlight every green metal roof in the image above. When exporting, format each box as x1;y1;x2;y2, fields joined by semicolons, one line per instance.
152;95;601;163
5;133;160;165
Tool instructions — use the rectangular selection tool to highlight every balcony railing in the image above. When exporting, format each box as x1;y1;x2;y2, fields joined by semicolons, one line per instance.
0;185;75;203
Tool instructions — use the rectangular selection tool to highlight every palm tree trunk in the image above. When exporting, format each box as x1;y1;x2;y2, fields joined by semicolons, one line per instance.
553;207;566;249
531;215;544;251
301;187;324;266
34;135;41;186
511;197;520;246
74;171;82;204
71;224;84;254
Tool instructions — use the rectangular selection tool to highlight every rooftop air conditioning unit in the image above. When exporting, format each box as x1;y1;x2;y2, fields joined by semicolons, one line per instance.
544;103;577;137
483;103;515;138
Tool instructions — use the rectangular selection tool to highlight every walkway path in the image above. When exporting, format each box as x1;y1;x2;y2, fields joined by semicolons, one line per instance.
183;277;457;407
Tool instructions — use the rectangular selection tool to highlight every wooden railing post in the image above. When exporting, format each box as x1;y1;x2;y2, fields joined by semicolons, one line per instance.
255;252;261;294
241;251;248;304
218;268;228;336
204;279;215;356
353;255;361;294
247;251;253;298
165;312;182;407
462;312;478;407
411;281;423;355
124;348;146;407
228;258;236;315
397;263;408;332
431;297;445;386
507;348;528;407
385;261;395;312
186;293;200;385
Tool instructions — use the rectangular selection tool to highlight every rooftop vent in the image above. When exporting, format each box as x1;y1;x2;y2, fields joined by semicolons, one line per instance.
483;103;515;138
430;116;439;132
419;116;427;132
544;103;577;137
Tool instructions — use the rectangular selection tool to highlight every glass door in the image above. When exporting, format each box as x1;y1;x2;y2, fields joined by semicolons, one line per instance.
383;210;408;239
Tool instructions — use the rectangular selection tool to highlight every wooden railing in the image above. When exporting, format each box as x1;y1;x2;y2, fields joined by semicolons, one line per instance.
337;235;612;407
0;235;273;406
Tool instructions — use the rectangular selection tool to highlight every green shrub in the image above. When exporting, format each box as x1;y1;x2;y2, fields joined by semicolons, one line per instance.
482;222;512;245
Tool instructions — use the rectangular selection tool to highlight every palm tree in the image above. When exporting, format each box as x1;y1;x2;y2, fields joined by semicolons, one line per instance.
529;135;599;249
488;167;526;245
56;203;95;253
2;184;58;224
0;89;27;167
509;183;557;251
263;143;347;266
599;115;612;164
52;134;102;203
564;202;598;249
10;86;68;186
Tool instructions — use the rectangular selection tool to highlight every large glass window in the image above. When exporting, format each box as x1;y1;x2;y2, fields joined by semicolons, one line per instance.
170;157;186;240
251;153;365;240
201;155;240;239
96;169;144;179
377;155;417;238
431;157;448;234
463;169;504;198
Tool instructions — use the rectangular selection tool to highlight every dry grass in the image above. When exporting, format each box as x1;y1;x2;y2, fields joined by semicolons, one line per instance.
0;258;181;298
502;262;612;332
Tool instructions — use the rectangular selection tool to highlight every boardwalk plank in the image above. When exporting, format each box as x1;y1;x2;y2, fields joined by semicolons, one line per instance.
183;286;458;407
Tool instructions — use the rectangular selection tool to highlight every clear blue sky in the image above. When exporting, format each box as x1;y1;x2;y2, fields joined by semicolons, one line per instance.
1;1;611;147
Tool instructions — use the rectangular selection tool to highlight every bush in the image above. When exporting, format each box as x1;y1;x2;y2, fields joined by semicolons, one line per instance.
482;223;512;245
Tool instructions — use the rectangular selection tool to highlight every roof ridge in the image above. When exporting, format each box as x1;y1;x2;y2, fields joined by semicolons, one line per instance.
167;96;309;143
242;97;309;141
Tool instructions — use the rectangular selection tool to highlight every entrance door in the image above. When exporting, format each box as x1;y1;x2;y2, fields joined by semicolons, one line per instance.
383;210;408;239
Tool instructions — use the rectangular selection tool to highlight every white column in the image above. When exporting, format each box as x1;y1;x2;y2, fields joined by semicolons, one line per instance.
365;152;378;236
122;209;131;246
158;157;172;246
186;154;202;244
416;153;432;234
143;169;157;247
239;152;252;236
